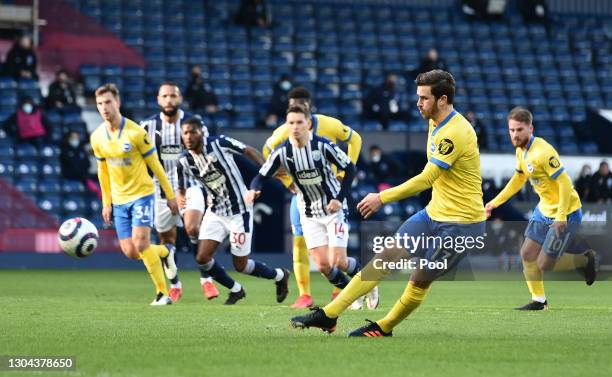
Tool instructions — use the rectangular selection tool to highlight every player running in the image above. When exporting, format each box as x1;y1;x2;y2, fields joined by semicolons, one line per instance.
246;104;359;302
485;107;597;310
90;83;177;306
263;87;377;309
177;118;290;305
290;70;486;336
140;82;218;303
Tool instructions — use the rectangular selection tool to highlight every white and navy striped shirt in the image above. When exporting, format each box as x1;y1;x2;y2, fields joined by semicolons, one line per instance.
177;135;249;216
140;109;200;197
257;133;354;218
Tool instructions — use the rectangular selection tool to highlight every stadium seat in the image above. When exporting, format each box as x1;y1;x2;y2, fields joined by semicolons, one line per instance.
15;144;38;159
62;180;86;193
15;177;38;194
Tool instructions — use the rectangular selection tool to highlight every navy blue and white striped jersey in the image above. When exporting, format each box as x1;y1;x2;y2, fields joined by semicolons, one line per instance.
140;109;200;197
259;134;353;218
177;135;249;216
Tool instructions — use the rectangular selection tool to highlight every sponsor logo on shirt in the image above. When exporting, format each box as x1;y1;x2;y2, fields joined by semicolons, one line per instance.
296;169;323;185
108;157;132;167
203;170;226;190
160;144;181;161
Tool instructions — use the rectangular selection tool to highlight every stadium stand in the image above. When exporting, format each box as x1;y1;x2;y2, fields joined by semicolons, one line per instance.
61;0;610;154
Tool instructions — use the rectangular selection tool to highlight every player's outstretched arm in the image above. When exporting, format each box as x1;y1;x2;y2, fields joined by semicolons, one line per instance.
263;128;294;189
243;145;266;166
345;128;362;164
485;172;527;218
357;162;442;219
245;147;283;204
381;162;442;203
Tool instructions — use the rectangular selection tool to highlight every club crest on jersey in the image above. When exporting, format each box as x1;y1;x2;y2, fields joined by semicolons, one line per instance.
206;153;218;163
430;141;436;153
122;142;132;152
548;156;560;169
312;150;321;161
438;139;454;155
527;163;534;173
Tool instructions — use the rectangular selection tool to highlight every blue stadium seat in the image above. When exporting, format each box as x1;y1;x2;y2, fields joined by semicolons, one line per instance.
38;194;62;213
38;177;62;194
14;160;38;176
40;161;61;177
15;177;38;194
16;79;39;91
83;76;102;94
0;77;17;89
62;196;88;216
123;65;145;77
15;144;38;159
0;160;13;177
62;180;85;193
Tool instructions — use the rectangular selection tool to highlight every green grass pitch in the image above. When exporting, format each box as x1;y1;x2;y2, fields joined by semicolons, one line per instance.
1;270;611;377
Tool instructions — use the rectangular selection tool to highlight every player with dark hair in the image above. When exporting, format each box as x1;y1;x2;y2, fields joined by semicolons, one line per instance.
263;87;376;309
178;118;290;305
140;82;218;303
90;83;178;305
247;104;358;303
291;70;486;336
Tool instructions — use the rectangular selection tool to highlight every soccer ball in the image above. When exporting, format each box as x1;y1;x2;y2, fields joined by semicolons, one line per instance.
58;217;99;258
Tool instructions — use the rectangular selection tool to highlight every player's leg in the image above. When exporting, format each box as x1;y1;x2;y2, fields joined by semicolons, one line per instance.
290;209;432;333
132;225;171;305
113;198;170;305
327;212;369;309
229;210;290;303
352;220;485;336
517;208;553;310
289;196;312;307
183;186;218;299
518;211;549;309
290;244;402;333
301;216;351;291
539;209;596;283
196;211;244;305
155;200;182;302
553;235;597;285
328;211;360;277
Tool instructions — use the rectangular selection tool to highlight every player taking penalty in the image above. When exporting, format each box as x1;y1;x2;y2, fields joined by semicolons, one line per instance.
90;83;178;306
291;70;485;336
485;107;597;310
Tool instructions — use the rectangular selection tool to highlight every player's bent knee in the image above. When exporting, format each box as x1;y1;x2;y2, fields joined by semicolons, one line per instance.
185;224;199;239
520;241;540;261
537;254;556;271
195;252;211;265
316;261;331;275
122;245;140;260
132;239;149;253
233;259;247;272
